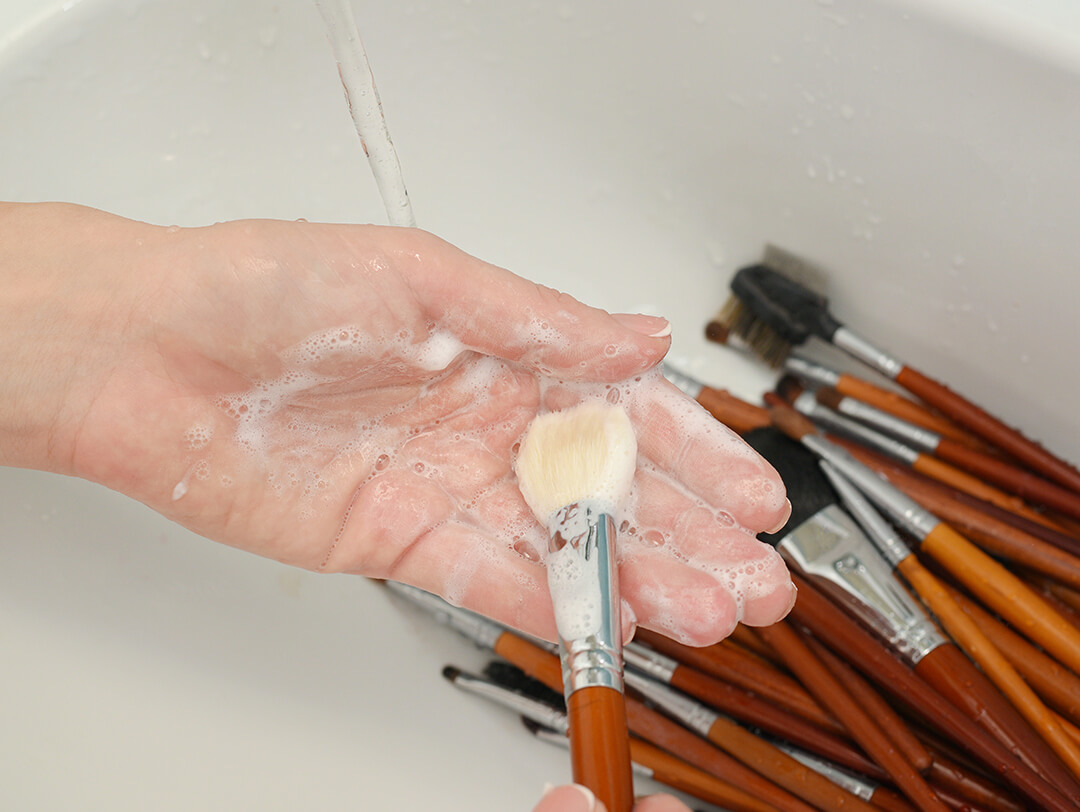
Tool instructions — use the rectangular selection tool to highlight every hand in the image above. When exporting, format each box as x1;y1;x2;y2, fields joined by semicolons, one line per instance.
1;202;793;645
532;785;691;812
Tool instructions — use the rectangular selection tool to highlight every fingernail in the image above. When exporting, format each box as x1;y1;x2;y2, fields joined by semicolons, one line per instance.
539;784;600;811
612;312;672;338
765;498;792;534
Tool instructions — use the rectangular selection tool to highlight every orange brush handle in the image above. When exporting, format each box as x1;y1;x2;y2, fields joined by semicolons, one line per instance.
566;687;635;812
921;522;1080;677
898;556;1080;783
895;366;1080;494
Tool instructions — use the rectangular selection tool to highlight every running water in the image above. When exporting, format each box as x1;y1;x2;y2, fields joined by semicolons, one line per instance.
313;0;416;227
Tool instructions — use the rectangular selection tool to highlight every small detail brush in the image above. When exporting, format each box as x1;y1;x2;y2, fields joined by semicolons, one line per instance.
514;402;637;812
718;252;1080;494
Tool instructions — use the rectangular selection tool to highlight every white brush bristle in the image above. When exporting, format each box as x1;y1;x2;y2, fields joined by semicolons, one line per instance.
515;402;638;525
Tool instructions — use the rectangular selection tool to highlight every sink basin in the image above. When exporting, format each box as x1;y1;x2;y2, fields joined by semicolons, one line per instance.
2;0;1079;808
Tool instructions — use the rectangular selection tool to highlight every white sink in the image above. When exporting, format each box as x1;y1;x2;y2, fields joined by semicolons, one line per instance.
3;0;1079;809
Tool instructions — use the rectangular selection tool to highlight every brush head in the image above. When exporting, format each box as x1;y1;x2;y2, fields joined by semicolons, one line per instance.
742;428;840;547
514;401;638;525
719;263;843;367
814;386;845;411
483;660;566;710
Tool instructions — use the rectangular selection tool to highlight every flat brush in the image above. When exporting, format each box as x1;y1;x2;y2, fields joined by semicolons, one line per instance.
765;397;1080;684
514;402;637;812
821;461;1080;794
829;438;1080;589
719;255;1080;494
808;386;1080;524
739;427;1062;806
787;573;1073;812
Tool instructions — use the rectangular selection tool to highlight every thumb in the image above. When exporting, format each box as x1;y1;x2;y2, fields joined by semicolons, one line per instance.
406;231;671;381
532;784;607;812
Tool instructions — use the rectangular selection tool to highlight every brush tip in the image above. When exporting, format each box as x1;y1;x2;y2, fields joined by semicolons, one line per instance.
441;665;463;683
514;401;637;523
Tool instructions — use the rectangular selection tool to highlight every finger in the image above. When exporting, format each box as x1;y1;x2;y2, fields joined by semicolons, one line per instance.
375;517;558;640
619;470;795;643
396;229;671;381
632;795;693;812
532;784;606;812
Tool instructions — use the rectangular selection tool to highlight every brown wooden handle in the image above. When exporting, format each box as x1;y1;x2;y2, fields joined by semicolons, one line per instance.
921;523;1080;677
936;436;1080;521
895;366;1080;494
566;687;635;812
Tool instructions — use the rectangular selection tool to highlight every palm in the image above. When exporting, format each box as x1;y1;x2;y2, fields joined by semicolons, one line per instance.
69;216;793;643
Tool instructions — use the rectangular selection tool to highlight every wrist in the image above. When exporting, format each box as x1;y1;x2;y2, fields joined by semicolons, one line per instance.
0;202;149;474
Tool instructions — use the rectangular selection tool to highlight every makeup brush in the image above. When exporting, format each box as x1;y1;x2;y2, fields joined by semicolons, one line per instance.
512;401;637;812
786;573;1072;812
820;460;1080;788
828;437;1080;587
661;364;772;434
443;663;772;812
765;396;1080;681
717;254;1080;494
780;354;989;451
738;426;1074;806
622;665;891;812
389;582;823;812
807;387;1080;524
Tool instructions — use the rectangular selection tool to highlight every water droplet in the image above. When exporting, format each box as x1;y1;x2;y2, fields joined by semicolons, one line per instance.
606;388;621;405
374;454;390;471
641;529;666;547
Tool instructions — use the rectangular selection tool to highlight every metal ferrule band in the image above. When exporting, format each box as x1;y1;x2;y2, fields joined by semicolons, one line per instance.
832;327;904;379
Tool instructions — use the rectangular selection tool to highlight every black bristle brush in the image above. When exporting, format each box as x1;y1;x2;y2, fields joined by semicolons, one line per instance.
715;251;1080;496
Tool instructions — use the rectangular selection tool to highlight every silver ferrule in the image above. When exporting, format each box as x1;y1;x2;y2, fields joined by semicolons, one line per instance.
660;363;704;400
800;433;942;539
449;668;569;733
549;503;623;696
623;642;678;683
778;501;945;663
794;392;919;465
773;742;878;801
834;396;941;453
783;354;841;388
384;580;504;651
831;326;904;379
624;668;719;737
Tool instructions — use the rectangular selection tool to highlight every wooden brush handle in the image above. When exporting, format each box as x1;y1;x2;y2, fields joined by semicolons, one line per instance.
935;436;1080;521
895;366;1080;494
695;386;772;434
920;522;1080;677
897;556;1080;786
628;738;782;812
947;585;1080;728
835;373;985;449
702;713;882;812
788;573;1075;812
755;621;951;812
566;687;634;812
915;642;1080;793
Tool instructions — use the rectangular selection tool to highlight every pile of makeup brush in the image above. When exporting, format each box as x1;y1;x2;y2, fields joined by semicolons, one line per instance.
388;249;1080;812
